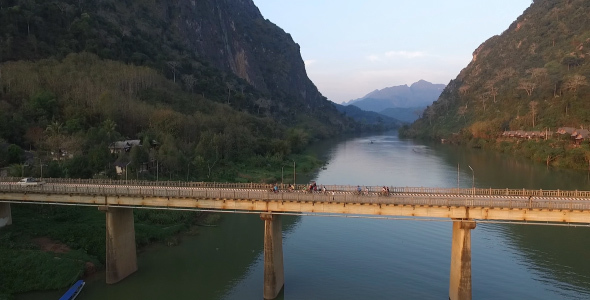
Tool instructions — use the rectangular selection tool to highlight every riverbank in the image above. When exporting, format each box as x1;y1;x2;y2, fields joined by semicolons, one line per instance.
0;205;209;299
463;137;590;170
400;125;590;171
8;131;590;300
0;154;324;299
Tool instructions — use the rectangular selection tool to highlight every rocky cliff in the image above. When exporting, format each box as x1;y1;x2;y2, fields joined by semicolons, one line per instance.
0;0;337;128
404;0;590;141
144;0;327;108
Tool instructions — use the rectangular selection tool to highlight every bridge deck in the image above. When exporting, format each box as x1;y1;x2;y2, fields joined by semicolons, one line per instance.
1;180;590;224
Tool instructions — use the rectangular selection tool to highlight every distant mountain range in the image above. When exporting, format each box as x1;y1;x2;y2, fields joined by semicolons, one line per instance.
333;103;404;129
341;80;445;123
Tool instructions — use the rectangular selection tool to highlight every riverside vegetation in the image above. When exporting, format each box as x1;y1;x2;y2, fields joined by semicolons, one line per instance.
0;205;203;299
401;0;590;170
0;151;323;299
0;1;377;298
0;55;327;295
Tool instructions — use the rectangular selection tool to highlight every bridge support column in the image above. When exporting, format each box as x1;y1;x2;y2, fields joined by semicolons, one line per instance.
449;219;476;300
261;213;284;300
0;203;12;228
102;206;137;284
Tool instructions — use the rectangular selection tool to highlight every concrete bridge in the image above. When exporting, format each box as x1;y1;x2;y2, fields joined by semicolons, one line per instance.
2;178;590;300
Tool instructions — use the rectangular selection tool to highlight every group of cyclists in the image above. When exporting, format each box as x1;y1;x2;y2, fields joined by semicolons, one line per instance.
356;185;390;196
308;182;328;193
270;182;329;193
270;183;391;196
271;183;293;193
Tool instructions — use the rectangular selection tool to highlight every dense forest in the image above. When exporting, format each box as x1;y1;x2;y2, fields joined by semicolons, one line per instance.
0;53;324;181
0;0;380;181
402;0;590;169
0;1;380;297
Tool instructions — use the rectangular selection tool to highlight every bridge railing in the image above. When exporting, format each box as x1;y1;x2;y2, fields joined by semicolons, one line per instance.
0;177;282;190
2;178;590;207
2;182;590;211
0;177;590;198
3;176;590;197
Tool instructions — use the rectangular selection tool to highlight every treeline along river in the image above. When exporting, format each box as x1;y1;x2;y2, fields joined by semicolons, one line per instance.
18;131;590;299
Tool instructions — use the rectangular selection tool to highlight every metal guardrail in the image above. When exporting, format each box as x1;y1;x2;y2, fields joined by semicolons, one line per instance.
0;178;443;195
2;177;590;197
2;179;590;211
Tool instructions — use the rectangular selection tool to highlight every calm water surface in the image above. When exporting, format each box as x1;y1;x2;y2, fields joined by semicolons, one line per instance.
19;132;590;299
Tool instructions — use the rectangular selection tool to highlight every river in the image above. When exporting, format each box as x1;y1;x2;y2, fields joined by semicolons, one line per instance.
19;131;590;299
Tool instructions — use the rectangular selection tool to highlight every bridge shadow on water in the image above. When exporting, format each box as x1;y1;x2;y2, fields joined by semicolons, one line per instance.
504;224;590;294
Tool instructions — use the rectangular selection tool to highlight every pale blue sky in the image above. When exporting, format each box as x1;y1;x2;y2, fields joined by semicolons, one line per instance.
253;0;532;103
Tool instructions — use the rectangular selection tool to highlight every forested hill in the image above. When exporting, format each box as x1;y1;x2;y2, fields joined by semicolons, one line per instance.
0;0;346;126
402;0;590;142
0;0;364;181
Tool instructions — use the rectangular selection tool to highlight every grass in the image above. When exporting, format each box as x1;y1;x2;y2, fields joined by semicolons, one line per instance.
0;204;207;296
0;153;324;297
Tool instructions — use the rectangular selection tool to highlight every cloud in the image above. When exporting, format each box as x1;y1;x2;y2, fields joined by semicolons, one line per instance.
384;51;427;58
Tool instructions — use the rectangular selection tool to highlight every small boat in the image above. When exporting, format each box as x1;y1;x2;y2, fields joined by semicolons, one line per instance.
59;280;85;300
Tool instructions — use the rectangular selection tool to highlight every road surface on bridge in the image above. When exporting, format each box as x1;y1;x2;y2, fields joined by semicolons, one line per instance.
2;179;590;223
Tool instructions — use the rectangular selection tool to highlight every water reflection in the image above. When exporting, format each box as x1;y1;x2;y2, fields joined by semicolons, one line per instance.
17;131;590;300
223;131;590;299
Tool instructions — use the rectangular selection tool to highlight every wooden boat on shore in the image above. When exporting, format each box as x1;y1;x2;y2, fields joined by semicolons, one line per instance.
59;280;85;300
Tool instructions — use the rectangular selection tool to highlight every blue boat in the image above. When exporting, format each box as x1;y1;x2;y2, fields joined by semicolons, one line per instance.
59;280;85;300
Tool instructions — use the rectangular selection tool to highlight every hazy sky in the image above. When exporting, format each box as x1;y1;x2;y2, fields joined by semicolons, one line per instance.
253;0;532;103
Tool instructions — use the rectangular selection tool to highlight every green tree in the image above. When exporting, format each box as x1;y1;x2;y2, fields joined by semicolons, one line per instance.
45;121;64;158
286;128;308;154
129;144;149;172
101;119;118;144
26;90;58;122
7;144;24;164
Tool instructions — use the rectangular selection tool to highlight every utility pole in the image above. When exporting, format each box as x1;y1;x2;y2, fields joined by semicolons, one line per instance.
125;162;131;181
38;158;46;179
468;165;474;189
292;160;296;186
187;162;190;181
457;164;460;190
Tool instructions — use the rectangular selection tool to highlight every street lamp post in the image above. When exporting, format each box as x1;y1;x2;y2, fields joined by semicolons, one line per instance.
38;158;46;179
40;164;46;179
281;166;284;187
457;164;460;190
292;160;296;186
21;164;30;177
187;162;190;181
468;165;474;189
125;161;131;181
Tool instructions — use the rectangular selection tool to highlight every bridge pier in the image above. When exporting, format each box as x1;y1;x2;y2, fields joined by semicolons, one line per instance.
261;213;284;300
0;203;12;228
449;219;476;300
102;206;137;284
